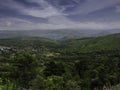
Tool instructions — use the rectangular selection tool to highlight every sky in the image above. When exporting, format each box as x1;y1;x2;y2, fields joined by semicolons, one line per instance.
0;0;120;30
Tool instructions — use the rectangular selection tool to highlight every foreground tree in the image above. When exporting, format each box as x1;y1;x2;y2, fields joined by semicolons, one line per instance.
44;61;65;77
10;52;37;89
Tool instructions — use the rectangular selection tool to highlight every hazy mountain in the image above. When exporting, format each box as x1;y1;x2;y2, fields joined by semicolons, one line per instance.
0;29;120;40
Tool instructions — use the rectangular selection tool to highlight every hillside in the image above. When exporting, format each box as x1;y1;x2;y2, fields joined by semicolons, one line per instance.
0;37;59;49
62;33;120;52
0;33;120;51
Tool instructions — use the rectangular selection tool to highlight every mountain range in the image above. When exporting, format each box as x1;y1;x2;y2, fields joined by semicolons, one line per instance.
0;29;120;40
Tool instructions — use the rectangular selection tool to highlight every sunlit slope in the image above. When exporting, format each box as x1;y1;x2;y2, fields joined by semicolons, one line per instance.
63;33;120;52
0;37;59;49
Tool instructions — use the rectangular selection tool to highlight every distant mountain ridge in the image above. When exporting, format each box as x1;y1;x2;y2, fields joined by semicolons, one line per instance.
0;29;120;40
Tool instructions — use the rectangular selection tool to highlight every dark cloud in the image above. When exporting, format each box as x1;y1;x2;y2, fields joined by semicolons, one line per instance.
13;0;41;8
0;8;19;17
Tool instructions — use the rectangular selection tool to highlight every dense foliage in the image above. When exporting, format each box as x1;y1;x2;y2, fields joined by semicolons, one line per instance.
0;34;120;90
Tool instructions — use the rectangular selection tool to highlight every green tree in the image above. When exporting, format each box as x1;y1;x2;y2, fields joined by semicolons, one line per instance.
44;61;65;77
10;52;37;89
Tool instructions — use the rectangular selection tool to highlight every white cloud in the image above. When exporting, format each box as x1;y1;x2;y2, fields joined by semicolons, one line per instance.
24;6;61;18
0;0;64;18
116;5;120;13
0;17;33;28
6;22;12;27
23;0;64;18
0;17;120;30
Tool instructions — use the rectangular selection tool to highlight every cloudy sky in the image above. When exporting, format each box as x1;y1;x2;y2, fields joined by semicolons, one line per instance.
0;0;120;30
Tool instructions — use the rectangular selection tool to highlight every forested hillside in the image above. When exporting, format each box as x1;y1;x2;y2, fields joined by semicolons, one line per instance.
62;33;120;52
0;34;120;90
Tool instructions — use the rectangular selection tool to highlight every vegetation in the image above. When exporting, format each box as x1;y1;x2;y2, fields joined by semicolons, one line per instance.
0;34;120;90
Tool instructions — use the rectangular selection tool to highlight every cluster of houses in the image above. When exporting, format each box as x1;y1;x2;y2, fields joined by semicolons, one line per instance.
0;46;11;51
0;46;13;55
